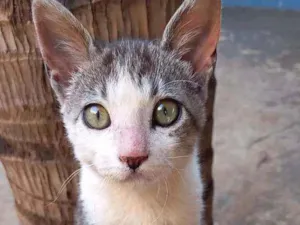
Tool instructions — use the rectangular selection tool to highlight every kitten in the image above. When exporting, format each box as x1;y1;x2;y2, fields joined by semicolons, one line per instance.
32;0;221;224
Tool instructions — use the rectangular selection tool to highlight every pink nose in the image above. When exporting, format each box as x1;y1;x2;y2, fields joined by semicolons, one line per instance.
119;155;148;171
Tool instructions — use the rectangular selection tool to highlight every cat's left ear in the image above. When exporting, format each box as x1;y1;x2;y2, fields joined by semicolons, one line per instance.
32;0;96;103
161;0;221;73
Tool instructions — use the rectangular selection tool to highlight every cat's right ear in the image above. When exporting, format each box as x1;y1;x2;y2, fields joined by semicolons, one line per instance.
32;0;95;103
161;0;221;74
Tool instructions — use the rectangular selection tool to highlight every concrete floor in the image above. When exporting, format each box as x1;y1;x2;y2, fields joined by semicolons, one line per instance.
214;7;300;225
0;7;300;225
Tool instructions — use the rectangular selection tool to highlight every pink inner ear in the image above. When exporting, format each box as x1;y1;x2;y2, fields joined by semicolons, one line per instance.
52;72;61;83
118;128;148;158
162;0;221;73
193;49;217;72
51;70;71;87
33;0;92;86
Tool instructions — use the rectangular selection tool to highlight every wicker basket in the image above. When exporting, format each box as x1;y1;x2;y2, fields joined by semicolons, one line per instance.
0;1;216;224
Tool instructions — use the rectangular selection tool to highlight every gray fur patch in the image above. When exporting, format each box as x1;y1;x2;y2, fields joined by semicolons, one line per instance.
63;39;208;132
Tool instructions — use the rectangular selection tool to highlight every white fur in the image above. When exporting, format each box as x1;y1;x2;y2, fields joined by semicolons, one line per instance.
80;149;202;225
32;0;221;223
63;68;203;224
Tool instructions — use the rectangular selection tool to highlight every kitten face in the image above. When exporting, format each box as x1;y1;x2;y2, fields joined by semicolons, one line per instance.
62;41;206;183
32;0;221;184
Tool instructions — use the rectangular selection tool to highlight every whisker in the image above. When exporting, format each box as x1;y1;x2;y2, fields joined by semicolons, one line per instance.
169;164;186;187
156;180;161;199
46;169;81;207
168;154;192;159
46;164;94;207
151;178;169;224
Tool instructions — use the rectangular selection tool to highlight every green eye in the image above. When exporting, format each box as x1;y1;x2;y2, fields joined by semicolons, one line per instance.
83;104;110;129
153;99;180;127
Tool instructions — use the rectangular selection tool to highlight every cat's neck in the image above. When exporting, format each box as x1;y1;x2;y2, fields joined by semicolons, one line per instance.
79;151;203;225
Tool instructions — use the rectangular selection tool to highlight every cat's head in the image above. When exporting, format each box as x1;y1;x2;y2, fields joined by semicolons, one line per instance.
32;0;221;184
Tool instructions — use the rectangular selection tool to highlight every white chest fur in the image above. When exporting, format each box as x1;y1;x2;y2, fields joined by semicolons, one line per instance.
79;153;203;225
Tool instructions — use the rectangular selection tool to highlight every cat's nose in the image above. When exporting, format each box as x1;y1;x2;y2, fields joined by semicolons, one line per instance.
119;155;148;171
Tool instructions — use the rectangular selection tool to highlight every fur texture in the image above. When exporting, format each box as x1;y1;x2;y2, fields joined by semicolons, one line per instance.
67;40;206;225
32;0;221;224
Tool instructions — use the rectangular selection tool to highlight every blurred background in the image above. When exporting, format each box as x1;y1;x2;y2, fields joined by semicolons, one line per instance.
1;0;300;224
214;0;300;224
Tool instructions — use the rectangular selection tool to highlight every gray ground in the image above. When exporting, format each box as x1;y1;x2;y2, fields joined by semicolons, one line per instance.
1;7;300;225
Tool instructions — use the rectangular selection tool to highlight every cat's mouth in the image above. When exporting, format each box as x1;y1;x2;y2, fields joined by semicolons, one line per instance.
121;170;153;183
119;166;172;184
90;163;171;184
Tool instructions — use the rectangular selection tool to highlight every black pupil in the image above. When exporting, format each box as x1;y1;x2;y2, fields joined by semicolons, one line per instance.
163;106;168;116
158;104;168;116
90;106;100;120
